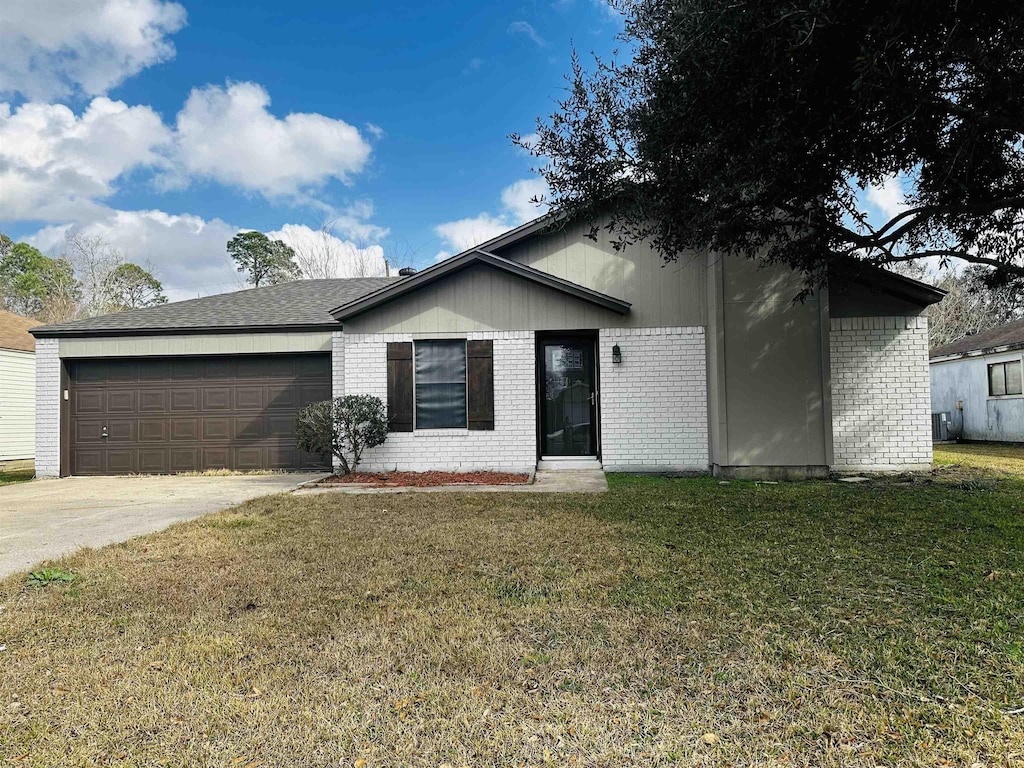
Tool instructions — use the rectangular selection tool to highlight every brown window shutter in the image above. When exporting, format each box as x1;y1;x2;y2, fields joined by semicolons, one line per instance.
386;342;414;432
466;339;494;430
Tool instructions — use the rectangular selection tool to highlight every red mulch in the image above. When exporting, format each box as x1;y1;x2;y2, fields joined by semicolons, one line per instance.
321;470;531;488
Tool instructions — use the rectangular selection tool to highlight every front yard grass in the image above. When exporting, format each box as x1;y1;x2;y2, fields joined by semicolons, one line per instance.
935;441;1024;475
0;460;34;487
2;472;1024;765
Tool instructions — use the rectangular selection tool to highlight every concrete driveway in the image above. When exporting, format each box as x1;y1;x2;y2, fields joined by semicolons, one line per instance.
0;474;322;578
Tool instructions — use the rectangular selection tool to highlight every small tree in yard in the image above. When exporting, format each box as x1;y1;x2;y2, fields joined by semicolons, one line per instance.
295;395;388;475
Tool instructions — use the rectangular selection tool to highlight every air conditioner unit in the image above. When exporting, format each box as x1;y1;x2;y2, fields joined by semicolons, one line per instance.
931;411;952;441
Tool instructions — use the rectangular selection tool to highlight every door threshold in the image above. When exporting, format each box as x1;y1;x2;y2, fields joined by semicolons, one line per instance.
537;458;603;471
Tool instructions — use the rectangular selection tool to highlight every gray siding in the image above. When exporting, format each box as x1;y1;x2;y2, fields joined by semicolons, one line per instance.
342;263;630;334
58;331;332;359
931;351;1024;442
707;255;830;469
495;219;706;328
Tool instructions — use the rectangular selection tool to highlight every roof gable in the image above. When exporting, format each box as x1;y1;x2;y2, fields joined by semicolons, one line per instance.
330;248;631;321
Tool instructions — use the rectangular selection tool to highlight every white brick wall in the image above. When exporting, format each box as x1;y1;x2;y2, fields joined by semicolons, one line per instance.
34;338;61;478
599;327;709;472
343;331;536;473
830;315;932;470
332;331;344;400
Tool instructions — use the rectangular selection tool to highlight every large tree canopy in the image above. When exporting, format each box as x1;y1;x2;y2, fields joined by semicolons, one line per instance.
227;231;300;288
519;0;1024;291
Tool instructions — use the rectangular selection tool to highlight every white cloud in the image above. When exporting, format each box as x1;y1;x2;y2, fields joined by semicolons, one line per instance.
0;0;187;100
0;81;377;224
500;178;549;223
433;177;550;260
267;224;387;278
508;21;546;47
0;97;172;221
866;175;910;220
26;209;242;301
169;81;373;198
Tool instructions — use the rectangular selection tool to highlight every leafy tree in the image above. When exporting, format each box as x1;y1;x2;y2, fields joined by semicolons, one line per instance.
519;0;1024;293
103;263;167;311
227;231;300;287
0;242;81;320
295;395;388;475
929;266;1024;348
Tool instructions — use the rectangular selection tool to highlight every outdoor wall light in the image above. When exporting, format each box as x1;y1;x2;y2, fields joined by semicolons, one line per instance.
612;344;622;364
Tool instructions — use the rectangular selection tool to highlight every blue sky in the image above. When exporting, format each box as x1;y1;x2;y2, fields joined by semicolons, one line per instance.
0;0;624;299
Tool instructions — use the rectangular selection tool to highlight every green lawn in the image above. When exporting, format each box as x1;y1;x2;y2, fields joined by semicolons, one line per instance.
2;472;1023;765
0;460;34;487
935;441;1024;475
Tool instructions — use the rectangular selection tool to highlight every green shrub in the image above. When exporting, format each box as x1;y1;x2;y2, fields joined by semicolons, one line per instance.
295;395;388;474
26;567;75;588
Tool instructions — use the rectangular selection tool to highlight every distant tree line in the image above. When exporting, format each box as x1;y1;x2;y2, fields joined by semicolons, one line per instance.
0;231;166;323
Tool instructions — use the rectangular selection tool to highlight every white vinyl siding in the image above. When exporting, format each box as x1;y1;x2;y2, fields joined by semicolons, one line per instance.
0;348;35;460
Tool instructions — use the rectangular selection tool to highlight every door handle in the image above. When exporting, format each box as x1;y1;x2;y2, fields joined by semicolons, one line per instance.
590;392;596;406
101;425;108;439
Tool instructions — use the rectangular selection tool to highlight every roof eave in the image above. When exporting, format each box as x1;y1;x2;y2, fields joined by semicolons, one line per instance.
29;322;341;339
930;340;1024;362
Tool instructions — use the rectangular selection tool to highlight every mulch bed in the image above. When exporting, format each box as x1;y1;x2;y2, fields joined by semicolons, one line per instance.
320;470;531;488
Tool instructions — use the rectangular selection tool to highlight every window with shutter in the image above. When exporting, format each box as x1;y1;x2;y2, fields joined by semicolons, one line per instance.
467;340;495;430
386;342;414;431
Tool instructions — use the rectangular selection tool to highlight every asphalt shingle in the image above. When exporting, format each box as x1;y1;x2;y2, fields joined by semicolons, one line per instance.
930;317;1024;359
30;278;398;337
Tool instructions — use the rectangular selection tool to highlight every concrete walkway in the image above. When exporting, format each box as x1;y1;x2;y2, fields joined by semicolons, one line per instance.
0;474;321;578
293;469;609;495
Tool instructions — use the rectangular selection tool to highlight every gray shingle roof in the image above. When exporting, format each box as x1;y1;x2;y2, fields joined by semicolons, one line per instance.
30;278;399;337
930;317;1024;359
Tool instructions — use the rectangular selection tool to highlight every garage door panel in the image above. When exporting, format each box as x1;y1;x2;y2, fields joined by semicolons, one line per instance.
203;358;233;379
73;450;104;475
138;449;168;473
170;448;199;472
266;384;299;409
107;420;135;442
139;390;168;412
170;388;198;411
74;390;105;414
202;387;231;410
234;386;263;410
138;359;171;380
106;390;136;412
74;420;105;443
106;450;135;474
170;418;199;441
171;359;202;379
202;418;231;441
234;414;266;439
234;447;264;470
300;383;331;404
202;447;229;469
69;353;330;475
139;419;167;442
267;414;295;437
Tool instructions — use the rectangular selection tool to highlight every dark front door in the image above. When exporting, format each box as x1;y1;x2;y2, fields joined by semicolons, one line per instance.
539;336;598;457
67;353;331;475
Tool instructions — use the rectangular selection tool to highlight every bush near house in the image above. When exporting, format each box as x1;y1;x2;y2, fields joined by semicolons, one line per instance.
295;394;388;474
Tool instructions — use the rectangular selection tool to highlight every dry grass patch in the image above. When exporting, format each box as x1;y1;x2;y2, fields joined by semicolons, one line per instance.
0;459;34;487
2;475;1024;765
935;441;1024;475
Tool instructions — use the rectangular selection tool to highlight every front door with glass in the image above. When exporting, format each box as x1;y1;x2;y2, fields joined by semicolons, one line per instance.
539;338;598;457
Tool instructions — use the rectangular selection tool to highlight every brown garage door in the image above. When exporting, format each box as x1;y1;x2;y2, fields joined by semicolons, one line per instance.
68;354;331;475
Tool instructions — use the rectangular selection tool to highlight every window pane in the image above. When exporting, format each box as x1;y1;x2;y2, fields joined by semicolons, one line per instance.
415;340;467;428
1008;361;1024;395
990;363;1007;396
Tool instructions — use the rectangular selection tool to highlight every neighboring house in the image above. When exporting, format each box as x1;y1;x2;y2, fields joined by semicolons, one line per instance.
0;309;38;461
930;318;1024;442
29;214;944;478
